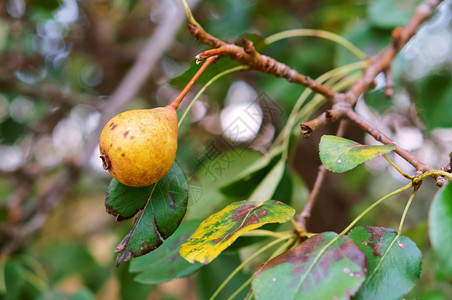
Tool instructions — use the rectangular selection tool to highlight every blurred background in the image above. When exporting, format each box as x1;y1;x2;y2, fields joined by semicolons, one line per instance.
1;0;452;299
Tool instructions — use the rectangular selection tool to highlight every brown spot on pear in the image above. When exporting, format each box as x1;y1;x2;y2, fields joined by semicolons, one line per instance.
99;106;178;187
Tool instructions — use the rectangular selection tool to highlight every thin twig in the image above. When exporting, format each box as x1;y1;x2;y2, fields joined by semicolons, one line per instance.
296;120;349;231
295;0;442;180
296;165;327;232
346;109;431;172
345;0;443;105
383;68;394;98
169;56;218;110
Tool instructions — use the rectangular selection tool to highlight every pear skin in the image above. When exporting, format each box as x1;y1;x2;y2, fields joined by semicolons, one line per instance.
99;106;178;187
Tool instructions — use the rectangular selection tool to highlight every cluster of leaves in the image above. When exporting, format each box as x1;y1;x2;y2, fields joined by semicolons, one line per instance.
98;1;452;299
107;132;452;299
2;0;452;299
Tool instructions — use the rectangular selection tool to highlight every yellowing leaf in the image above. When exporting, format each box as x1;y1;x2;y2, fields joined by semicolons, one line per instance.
180;200;295;264
319;135;395;173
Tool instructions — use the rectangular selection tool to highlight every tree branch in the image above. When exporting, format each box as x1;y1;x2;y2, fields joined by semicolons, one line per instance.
345;0;443;105
187;25;337;102
297;0;443;175
345;109;431;172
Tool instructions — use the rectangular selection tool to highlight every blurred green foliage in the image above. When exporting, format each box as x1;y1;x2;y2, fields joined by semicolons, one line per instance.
1;0;451;299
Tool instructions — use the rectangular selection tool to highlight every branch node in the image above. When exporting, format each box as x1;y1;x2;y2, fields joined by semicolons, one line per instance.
300;123;313;138
391;27;404;49
332;101;351;117
369;79;377;89
436;176;448;187
241;38;257;56
383;68;394;98
325;110;334;120
187;23;199;37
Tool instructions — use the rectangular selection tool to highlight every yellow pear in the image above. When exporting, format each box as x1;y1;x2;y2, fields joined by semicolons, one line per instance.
99;106;178;187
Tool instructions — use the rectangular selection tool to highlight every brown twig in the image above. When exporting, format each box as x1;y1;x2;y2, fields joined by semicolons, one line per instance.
187;24;337;102
187;0;443;180
296;120;349;232
345;109;431;172
297;165;327;232
345;0;443;106
184;0;447;237
297;0;442;175
300;100;349;138
300;111;335;138
383;68;394;98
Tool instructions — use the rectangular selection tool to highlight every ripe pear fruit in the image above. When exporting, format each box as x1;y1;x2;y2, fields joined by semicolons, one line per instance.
99;106;178;187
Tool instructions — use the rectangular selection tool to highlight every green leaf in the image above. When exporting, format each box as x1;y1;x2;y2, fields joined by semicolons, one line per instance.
118;262;156;300
363;88;392;113
429;182;452;274
105;180;154;221
319;135;395;173
417;74;452;130
349;226;422;300
368;0;422;29
334;22;390;67
219;145;283;194
69;288;95;300
249;160;285;203
115;161;189;266
130;220;203;284
3;259;41;300
124;0;139;12
252;232;366;300
186;150;262;220
33;242;108;292
197;253;252;300
180;200;295;264
274;165;296;205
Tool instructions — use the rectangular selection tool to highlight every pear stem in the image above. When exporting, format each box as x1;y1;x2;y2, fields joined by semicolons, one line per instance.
168;56;218;110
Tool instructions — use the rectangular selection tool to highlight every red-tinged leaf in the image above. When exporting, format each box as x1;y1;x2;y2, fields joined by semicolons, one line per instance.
180;200;295;264
348;226;422;300
252;232;367;300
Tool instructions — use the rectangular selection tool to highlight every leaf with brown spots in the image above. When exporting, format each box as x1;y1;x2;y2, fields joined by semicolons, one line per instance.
107;161;189;266
180;200;295;264
348;226;422;300
252;232;366;300
319;135;395;173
